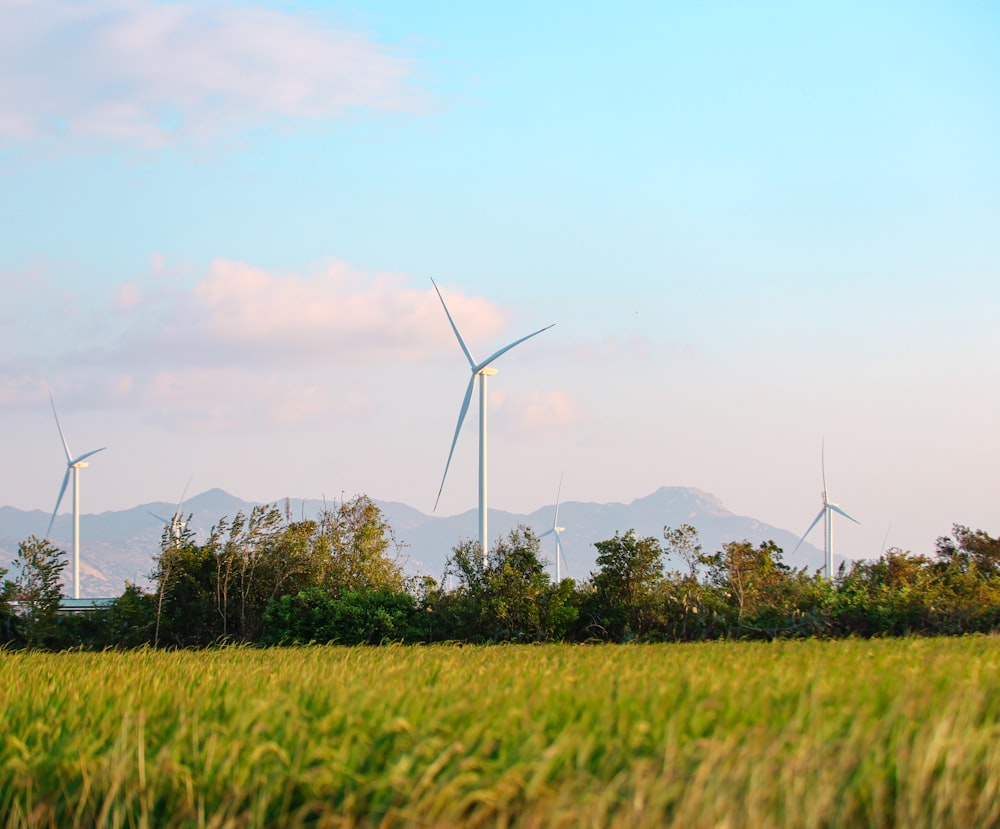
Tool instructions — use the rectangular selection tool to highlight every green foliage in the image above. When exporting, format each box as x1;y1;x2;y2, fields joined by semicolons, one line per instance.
832;544;1000;637
152;526;223;647
439;525;571;642
0;563;14;644
699;538;796;632
318;494;408;596
10;535;68;648
588;529;665;640
261;588;418;645
103;582;158;647
11;516;1000;649
151;496;407;645
209;506;331;642
663;523;703;578
937;524;1000;578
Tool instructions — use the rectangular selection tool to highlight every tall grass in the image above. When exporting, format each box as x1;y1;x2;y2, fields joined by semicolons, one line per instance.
2;638;1000;827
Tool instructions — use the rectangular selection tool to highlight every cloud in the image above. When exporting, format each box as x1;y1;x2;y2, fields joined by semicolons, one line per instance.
0;258;528;427
150;258;510;365
0;0;425;148
507;389;586;430
113;282;144;312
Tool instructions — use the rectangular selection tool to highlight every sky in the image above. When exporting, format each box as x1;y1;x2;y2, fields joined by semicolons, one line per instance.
1;0;998;563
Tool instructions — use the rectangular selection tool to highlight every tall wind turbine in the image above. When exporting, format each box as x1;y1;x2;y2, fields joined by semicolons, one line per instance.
46;394;105;599
432;278;554;565
793;442;859;579
539;474;569;582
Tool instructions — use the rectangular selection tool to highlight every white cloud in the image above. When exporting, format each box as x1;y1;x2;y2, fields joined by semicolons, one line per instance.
508;389;586;430
152;258;510;365
113;282;144;312
0;259;527;424
0;0;425;148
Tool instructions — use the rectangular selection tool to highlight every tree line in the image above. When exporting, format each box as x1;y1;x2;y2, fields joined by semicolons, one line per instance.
2;494;999;649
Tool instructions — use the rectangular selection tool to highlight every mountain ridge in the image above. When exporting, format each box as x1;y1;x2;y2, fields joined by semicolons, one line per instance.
0;486;825;598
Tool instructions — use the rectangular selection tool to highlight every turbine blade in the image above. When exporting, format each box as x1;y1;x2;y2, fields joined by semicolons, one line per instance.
149;511;171;524
821;438;828;495
539;528;554;539
829;504;860;525
434;374;477;511
176;474;194;518
431;278;477;368
475;323;555;372
49;392;73;462
793;508;826;554
553;471;564;525
71;447;105;465
47;469;72;537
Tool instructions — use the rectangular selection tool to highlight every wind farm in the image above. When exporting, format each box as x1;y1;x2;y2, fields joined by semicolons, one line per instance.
3;2;1000;825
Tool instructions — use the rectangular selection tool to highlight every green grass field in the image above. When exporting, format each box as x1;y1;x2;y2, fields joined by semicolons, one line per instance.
3;638;1000;827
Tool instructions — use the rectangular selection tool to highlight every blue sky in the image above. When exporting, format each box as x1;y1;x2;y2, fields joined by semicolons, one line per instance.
2;0;998;564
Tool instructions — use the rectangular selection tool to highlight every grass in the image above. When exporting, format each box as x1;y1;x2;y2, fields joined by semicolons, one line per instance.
2;638;1000;827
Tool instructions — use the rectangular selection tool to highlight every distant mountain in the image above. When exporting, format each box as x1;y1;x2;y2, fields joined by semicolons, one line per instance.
0;487;825;598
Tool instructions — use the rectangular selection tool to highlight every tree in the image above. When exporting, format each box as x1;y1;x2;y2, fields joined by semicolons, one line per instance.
11;536;68;648
441;525;557;641
104;581;157;647
152;526;222;646
935;525;1000;578
150;496;405;645
209;506;331;642
588;530;665;640
699;539;795;633
318;494;407;596
663;524;703;579
659;525;711;641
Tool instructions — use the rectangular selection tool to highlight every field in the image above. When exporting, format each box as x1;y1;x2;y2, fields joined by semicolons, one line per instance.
2;639;1000;828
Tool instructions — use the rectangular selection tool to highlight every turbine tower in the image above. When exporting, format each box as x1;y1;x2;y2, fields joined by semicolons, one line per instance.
793;442;859;579
432;278;554;565
46;394;105;599
539;474;569;582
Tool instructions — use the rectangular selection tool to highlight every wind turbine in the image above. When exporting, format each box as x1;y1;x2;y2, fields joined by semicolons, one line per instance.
149;475;193;543
431;278;554;565
46;394;105;600
793;442;859;579
539;474;569;582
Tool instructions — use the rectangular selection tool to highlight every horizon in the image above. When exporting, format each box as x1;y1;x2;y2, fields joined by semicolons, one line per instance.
2;1;998;562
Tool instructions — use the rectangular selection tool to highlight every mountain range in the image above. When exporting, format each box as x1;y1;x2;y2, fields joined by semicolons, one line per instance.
0;487;825;598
